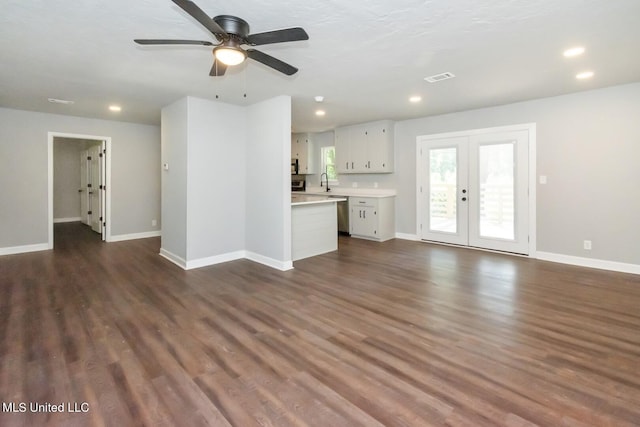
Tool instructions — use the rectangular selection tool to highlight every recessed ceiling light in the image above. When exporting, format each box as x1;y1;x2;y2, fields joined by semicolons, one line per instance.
409;96;422;103
48;98;74;105
109;105;122;112
563;46;585;57
315;110;326;116
576;71;594;80
314;95;324;103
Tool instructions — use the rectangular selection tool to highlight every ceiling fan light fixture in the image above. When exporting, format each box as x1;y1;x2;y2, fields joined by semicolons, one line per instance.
214;45;246;66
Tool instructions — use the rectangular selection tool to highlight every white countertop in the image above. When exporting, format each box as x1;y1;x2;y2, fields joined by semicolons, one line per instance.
291;194;347;206
302;187;397;198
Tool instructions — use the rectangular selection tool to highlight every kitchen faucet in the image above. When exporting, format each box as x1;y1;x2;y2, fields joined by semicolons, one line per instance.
320;171;330;192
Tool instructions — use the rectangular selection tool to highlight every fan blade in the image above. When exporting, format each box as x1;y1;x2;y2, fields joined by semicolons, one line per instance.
209;60;227;76
246;49;298;75
135;39;214;46
247;27;309;46
171;0;227;37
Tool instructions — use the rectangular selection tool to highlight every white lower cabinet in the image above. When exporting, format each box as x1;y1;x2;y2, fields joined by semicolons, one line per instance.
348;196;395;241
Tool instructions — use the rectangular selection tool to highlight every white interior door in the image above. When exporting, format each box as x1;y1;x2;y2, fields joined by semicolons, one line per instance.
419;127;530;255
99;140;106;241
80;150;89;225
89;145;101;233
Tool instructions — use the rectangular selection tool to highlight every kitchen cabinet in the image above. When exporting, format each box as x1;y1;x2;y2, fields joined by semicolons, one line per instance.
335;120;394;174
291;133;314;174
349;196;395;241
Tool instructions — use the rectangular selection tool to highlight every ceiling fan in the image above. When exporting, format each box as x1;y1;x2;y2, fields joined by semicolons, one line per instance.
134;0;308;76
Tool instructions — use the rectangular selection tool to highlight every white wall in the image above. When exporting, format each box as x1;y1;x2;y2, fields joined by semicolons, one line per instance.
186;97;246;261
160;95;291;270
0;107;161;251
160;98;189;261
53;138;83;220
246;96;292;267
394;83;640;265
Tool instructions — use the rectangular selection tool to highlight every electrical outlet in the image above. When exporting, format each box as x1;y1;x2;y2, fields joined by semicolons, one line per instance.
152;219;157;227
583;240;592;250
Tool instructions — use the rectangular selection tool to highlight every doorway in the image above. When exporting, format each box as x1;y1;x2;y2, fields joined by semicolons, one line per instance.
48;132;111;248
416;124;536;255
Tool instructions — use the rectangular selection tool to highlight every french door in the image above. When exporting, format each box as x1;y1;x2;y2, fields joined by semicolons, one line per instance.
418;126;531;254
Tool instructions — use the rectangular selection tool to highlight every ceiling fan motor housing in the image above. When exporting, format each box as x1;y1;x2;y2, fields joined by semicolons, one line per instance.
213;15;250;40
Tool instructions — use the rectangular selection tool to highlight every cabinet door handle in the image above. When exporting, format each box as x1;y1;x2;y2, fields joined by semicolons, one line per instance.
359;210;362;218
346;162;349;169
351;162;354;169
363;210;366;219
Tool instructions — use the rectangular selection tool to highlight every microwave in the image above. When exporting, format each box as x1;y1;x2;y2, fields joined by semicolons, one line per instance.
291;158;299;175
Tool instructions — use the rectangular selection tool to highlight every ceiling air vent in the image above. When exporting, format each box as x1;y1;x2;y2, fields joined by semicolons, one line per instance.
48;98;74;105
424;72;456;83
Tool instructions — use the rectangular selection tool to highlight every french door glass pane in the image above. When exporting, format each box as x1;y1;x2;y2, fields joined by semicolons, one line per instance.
478;143;514;240
429;148;457;233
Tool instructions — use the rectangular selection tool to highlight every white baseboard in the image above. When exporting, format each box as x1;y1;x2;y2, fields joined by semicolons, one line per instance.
186;250;246;270
536;251;640;275
246;251;294;271
54;217;82;223
158;248;293;271
395;232;419;241
159;248;187;269
0;243;50;256
109;231;161;242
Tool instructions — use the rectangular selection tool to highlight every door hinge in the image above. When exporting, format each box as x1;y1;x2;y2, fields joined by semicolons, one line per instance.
87;210;92;215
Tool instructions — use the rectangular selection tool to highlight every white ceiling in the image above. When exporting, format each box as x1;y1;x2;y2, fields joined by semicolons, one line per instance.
2;0;639;133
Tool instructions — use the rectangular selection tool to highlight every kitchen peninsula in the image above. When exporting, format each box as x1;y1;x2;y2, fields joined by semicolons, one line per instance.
291;194;346;261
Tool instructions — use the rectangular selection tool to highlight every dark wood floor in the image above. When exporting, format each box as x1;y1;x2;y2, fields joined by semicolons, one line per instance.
1;223;639;426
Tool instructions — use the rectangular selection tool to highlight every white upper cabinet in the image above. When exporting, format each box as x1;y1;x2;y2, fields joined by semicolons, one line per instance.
291;133;314;174
335;120;394;174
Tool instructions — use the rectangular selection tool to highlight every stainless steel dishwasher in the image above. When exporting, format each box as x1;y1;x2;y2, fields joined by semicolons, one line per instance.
335;197;349;234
